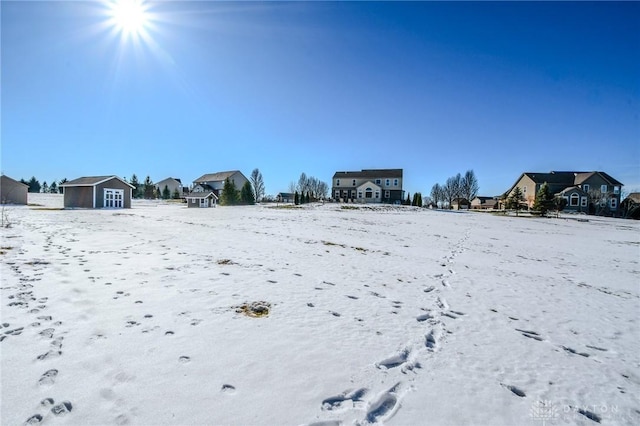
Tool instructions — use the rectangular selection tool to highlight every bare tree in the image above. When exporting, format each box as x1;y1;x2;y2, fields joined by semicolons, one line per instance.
460;170;479;203
430;183;443;208
288;181;298;195
443;173;462;209
250;168;265;202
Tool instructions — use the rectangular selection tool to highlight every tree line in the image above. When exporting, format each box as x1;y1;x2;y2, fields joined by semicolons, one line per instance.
289;173;329;204
19;177;68;194
430;170;479;209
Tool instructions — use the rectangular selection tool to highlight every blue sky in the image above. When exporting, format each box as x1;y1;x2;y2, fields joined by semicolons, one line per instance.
2;1;639;197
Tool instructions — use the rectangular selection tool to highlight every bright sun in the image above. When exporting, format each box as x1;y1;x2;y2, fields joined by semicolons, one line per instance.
108;0;149;37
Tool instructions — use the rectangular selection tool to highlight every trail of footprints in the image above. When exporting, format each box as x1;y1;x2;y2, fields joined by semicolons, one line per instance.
2;246;76;424
310;230;471;424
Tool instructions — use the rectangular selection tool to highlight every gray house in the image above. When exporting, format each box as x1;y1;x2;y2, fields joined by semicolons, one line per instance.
59;176;135;209
185;192;218;208
0;175;28;205
192;170;249;197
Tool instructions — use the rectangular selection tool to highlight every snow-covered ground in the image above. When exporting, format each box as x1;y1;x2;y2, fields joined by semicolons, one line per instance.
2;194;639;426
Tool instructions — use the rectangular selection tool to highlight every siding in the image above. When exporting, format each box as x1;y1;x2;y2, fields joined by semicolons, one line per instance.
64;187;94;208
0;176;28;205
96;178;133;208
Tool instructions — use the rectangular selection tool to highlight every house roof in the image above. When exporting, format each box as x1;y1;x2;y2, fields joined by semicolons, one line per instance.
473;196;498;202
156;177;182;186
185;191;218;200
59;176;135;189
556;186;588;196
505;171;623;196
193;171;243;183
1;174;29;187
333;169;403;179
624;193;640;204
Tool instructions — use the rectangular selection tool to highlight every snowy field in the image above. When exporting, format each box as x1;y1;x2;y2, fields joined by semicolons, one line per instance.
1;194;639;426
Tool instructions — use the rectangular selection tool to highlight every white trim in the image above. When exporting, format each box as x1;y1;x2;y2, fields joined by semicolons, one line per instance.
92;186;96;208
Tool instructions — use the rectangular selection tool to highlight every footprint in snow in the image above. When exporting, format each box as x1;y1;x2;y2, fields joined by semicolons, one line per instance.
221;384;236;394
321;388;368;411
365;389;400;423
516;329;543;341
376;349;409;370
51;401;73;416
38;369;58;386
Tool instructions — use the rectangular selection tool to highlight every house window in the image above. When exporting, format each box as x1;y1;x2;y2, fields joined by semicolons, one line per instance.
375;191;380;199
610;198;617;209
375;179;381;185
614;186;620;194
583;184;590;192
385;190;390;198
385;179;390;186
523;186;527;193
351;190;356;199
358;191;362;199
336;179;340;186
335;190;340;198
365;188;373;198
393;179;398;186
570;194;579;206
601;184;608;193
352;179;356;186
581;197;587;207
200;198;208;207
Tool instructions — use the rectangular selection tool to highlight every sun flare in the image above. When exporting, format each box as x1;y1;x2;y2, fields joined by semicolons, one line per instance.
108;0;149;37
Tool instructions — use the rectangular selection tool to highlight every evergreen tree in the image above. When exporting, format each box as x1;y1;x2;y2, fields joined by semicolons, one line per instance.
416;192;423;207
172;188;180;199
130;174;141;199
240;181;256;205
27;176;41;193
533;183;554;216
507;187;525;216
50;181;58;194
58;178;67;194
41;181;49;193
405;192;411;206
305;192;310;204
294;191;300;205
221;178;239;205
143;176;155;199
162;185;171;200
412;193;418;206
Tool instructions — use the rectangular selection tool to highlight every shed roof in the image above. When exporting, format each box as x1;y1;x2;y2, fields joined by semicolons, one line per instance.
1;174;29;187
60;176;135;188
185;191;218;200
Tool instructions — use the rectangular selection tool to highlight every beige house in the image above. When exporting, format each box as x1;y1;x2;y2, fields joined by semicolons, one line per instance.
504;171;623;215
0;175;28;205
59;176;135;209
332;169;404;204
155;177;183;198
192;171;248;197
471;196;499;210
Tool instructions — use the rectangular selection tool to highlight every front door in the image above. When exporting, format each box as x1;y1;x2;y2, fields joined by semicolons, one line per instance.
104;189;124;208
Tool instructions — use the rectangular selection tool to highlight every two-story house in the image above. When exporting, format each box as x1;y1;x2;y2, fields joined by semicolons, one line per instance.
192;171;249;197
155;177;184;198
504;171;623;215
332;169;404;204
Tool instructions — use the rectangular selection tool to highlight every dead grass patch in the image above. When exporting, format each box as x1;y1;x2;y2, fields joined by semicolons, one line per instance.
234;301;271;318
217;259;236;265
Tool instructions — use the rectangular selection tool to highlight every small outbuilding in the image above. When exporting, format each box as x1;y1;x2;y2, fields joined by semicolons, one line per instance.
59;176;134;209
0;175;28;205
185;192;218;208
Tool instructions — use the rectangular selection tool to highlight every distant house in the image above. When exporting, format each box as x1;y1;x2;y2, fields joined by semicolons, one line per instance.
185;192;218;208
471;196;499;210
451;198;470;210
59;176;134;209
192;171;249;197
621;193;640;219
503;171;623;215
0;175;28;205
276;192;294;203
332;169;404;204
155;177;183;198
